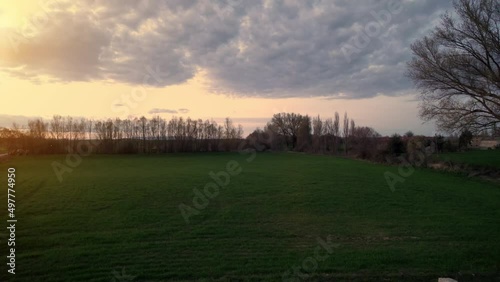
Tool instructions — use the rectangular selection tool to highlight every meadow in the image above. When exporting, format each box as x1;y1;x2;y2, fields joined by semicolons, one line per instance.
435;149;500;169
0;152;499;281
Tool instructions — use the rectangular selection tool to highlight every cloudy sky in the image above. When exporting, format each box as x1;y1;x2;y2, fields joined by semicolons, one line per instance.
0;0;454;136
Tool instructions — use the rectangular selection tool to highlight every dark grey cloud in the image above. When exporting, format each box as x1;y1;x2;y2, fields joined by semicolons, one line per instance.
148;108;178;114
0;0;453;99
178;108;190;114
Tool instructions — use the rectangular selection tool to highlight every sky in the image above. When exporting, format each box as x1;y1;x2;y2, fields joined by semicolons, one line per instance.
0;0;454;136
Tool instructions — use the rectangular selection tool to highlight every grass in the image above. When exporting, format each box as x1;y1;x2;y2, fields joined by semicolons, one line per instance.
0;152;499;281
435;149;500;169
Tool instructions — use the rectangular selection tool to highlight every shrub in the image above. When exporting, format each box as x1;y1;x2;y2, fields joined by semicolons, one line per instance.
387;134;405;156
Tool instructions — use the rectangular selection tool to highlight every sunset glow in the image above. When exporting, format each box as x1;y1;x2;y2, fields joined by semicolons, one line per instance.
0;0;451;136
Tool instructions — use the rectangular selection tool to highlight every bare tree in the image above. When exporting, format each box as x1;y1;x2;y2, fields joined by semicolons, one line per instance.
407;0;500;133
271;113;290;147
0;126;27;154
312;115;323;152
87;119;93;140
66;116;74;148
349;119;356;152
149;117;160;152
216;124;224;150
74;118;86;142
50;115;64;140
122;119;133;139
271;113;305;149
342;112;349;154
333;112;340;154
139;116;148;153
296;115;312;151
312;115;323;136
167;118;176;152
237;124;244;139
323;118;333;153
186;118;198;151
351;126;380;159
224;117;234;139
350;119;356;138
28;119;48;139
159;118;167;152
113;118;123;140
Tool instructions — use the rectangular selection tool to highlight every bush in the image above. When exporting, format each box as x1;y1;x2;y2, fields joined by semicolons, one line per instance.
443;139;459;152
459;130;473;149
406;136;428;167
387;134;405;156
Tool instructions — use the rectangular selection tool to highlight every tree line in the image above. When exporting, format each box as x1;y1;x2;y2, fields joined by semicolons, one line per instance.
0;116;244;154
246;112;381;159
4;111;481;167
0;112;383;158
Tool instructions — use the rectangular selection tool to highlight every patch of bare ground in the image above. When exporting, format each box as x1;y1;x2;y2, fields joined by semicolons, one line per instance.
0;153;11;163
428;161;500;184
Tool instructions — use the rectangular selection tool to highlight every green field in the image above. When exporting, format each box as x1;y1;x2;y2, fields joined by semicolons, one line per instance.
1;153;499;281
435;150;500;169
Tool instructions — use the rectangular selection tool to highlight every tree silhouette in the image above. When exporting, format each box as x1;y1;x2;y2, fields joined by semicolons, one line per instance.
407;0;500;133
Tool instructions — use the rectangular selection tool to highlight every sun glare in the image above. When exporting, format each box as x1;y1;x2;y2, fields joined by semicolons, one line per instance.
0;9;16;28
0;1;47;29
